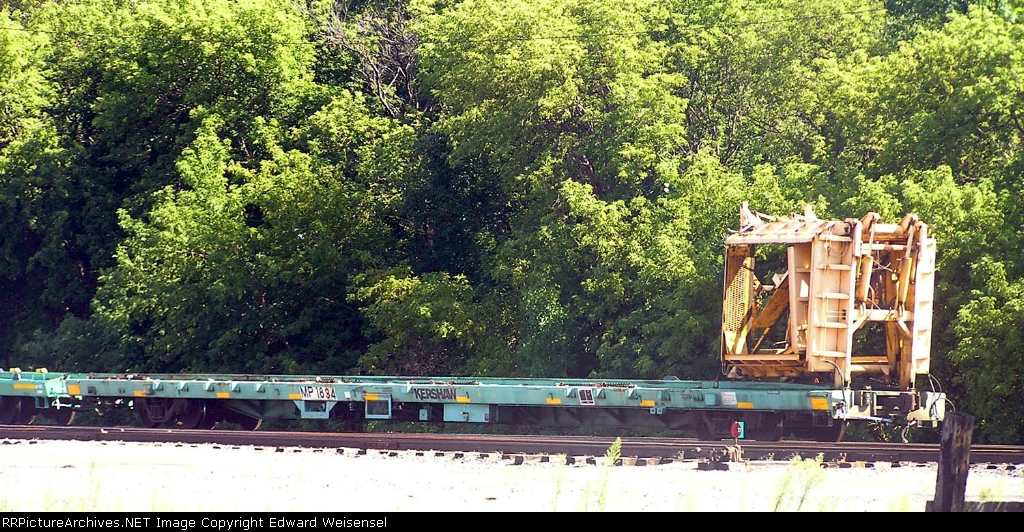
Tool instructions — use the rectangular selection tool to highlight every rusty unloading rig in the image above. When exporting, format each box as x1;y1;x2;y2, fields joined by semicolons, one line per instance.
0;204;946;442
718;202;941;439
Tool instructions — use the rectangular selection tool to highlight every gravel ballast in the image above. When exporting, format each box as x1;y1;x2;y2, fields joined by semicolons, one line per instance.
1;439;1022;511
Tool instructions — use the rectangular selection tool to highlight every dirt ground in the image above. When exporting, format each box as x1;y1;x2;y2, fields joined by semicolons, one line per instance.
1;439;1021;512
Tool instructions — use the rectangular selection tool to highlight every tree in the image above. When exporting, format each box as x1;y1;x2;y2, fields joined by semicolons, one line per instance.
316;0;430;119
663;0;886;171
352;268;481;375
868;7;1024;188
951;260;1024;443
0;9;85;367
75;78;417;373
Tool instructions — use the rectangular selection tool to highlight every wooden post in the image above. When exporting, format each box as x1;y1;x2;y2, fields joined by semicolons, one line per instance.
931;412;975;512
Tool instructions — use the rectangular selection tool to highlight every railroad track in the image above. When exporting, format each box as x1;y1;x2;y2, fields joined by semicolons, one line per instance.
2;425;1023;466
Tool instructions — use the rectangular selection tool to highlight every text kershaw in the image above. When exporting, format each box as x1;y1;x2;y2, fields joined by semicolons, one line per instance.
412;387;458;400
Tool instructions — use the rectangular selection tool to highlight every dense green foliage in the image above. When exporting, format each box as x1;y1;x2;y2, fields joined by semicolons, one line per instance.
2;0;1023;442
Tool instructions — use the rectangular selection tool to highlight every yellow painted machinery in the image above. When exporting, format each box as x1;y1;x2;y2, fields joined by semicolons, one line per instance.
722;203;936;391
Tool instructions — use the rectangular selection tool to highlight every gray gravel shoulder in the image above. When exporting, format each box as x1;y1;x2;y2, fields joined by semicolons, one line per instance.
1;439;1021;511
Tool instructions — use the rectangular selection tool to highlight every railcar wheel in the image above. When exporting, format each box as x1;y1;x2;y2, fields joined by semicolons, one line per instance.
135;400;160;428
50;407;76;426
16;397;37;424
0;396;21;424
175;401;210;430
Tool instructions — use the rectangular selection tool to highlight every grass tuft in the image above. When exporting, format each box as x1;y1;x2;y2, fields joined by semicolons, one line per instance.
772;453;826;512
603;437;622;467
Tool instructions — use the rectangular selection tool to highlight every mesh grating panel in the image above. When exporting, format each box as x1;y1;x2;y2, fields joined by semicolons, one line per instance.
724;259;751;332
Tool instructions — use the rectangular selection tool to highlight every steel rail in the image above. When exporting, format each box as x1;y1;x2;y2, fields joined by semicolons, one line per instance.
2;425;1023;465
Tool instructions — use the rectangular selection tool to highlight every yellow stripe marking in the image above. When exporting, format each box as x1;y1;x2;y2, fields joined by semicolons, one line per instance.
810;397;829;411
287;393;301;400
737;402;754;409
640;400;655;407
13;383;36;390
133;390;145;397
215;392;229;399
364;393;379;401
67;384;81;396
546;397;561;405
456;396;471;403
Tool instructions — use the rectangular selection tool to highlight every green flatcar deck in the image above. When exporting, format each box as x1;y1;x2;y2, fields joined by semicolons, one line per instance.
0;369;945;442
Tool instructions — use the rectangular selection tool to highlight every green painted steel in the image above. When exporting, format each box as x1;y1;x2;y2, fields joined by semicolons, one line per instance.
0;369;69;399
0;369;945;424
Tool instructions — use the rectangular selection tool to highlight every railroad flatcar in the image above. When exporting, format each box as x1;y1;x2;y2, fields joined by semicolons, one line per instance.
0;204;947;442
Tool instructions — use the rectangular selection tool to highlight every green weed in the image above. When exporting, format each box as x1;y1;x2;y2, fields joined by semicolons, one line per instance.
596;469;611;509
888;494;913;512
551;462;566;510
603;437;622;467
977;483;1003;502
772;454;826;512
